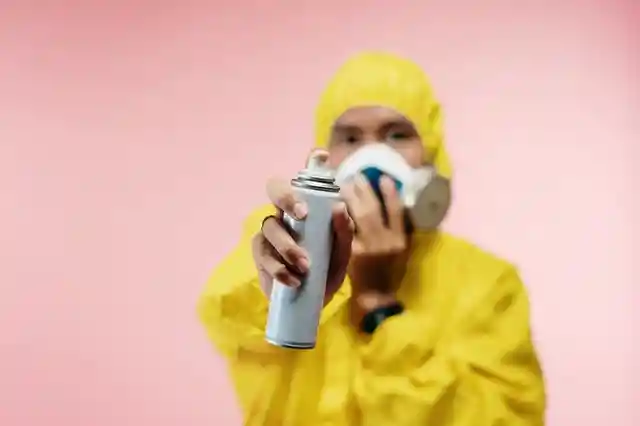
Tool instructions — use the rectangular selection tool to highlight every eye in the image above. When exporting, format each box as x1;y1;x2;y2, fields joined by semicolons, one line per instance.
345;134;359;144
385;131;408;142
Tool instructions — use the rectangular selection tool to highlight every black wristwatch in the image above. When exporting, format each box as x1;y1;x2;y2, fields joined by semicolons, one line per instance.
360;301;405;334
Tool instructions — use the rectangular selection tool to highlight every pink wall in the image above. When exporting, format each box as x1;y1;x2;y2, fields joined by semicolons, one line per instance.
0;1;637;425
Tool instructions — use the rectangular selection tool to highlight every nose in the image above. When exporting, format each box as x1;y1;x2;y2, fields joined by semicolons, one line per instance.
360;137;382;146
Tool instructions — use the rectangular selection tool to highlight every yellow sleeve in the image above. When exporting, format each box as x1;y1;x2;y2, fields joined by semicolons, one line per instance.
198;205;306;424
197;205;278;357
353;266;546;426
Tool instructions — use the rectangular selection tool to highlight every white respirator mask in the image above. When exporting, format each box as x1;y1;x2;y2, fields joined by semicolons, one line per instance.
333;143;451;231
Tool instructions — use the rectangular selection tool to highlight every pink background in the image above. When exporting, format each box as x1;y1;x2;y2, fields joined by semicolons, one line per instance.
0;1;637;425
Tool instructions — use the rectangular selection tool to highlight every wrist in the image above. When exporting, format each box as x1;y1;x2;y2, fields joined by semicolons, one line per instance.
347;255;407;330
360;300;405;335
349;290;399;331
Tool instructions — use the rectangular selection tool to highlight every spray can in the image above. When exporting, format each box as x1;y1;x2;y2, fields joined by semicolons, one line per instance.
265;154;340;349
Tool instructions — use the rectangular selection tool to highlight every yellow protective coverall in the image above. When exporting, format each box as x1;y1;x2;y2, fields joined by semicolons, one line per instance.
198;52;546;426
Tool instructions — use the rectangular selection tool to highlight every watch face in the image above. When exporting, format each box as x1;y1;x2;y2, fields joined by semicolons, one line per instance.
360;302;405;334
410;175;451;230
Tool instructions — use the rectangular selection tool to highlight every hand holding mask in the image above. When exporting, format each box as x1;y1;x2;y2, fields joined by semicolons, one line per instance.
333;144;452;325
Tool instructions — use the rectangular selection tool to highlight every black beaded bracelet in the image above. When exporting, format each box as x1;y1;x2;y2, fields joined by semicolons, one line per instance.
360;301;405;334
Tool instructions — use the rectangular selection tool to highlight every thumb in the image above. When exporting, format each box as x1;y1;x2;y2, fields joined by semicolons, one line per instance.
305;148;329;166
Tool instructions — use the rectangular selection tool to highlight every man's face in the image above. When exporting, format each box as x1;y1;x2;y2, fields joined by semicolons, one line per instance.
325;106;424;169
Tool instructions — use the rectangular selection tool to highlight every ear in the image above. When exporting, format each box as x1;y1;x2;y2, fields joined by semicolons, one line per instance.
421;146;434;168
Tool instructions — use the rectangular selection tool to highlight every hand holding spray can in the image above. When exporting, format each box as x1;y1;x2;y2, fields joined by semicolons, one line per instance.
265;153;341;349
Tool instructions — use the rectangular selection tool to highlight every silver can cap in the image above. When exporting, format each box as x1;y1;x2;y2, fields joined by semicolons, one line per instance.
293;152;340;193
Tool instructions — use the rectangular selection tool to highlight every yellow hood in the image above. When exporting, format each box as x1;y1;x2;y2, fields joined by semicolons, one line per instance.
314;51;452;179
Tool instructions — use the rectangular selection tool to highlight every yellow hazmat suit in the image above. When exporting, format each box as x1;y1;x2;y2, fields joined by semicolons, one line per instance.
198;52;546;426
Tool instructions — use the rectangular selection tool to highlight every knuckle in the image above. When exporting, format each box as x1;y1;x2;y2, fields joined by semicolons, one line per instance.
261;217;282;241
357;237;405;257
362;206;375;218
353;207;375;224
275;192;291;207
273;267;291;282
262;257;284;277
389;201;403;213
384;185;398;199
389;243;405;254
256;257;271;275
266;229;297;259
251;233;263;252
267;179;294;206
351;211;366;223
279;242;300;261
389;239;407;253
256;260;270;275
252;233;267;257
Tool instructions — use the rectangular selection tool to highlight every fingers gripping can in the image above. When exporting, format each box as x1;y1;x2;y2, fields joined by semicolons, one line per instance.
265;154;341;349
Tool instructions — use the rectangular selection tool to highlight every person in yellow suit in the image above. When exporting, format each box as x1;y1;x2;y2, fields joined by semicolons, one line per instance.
198;52;546;426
